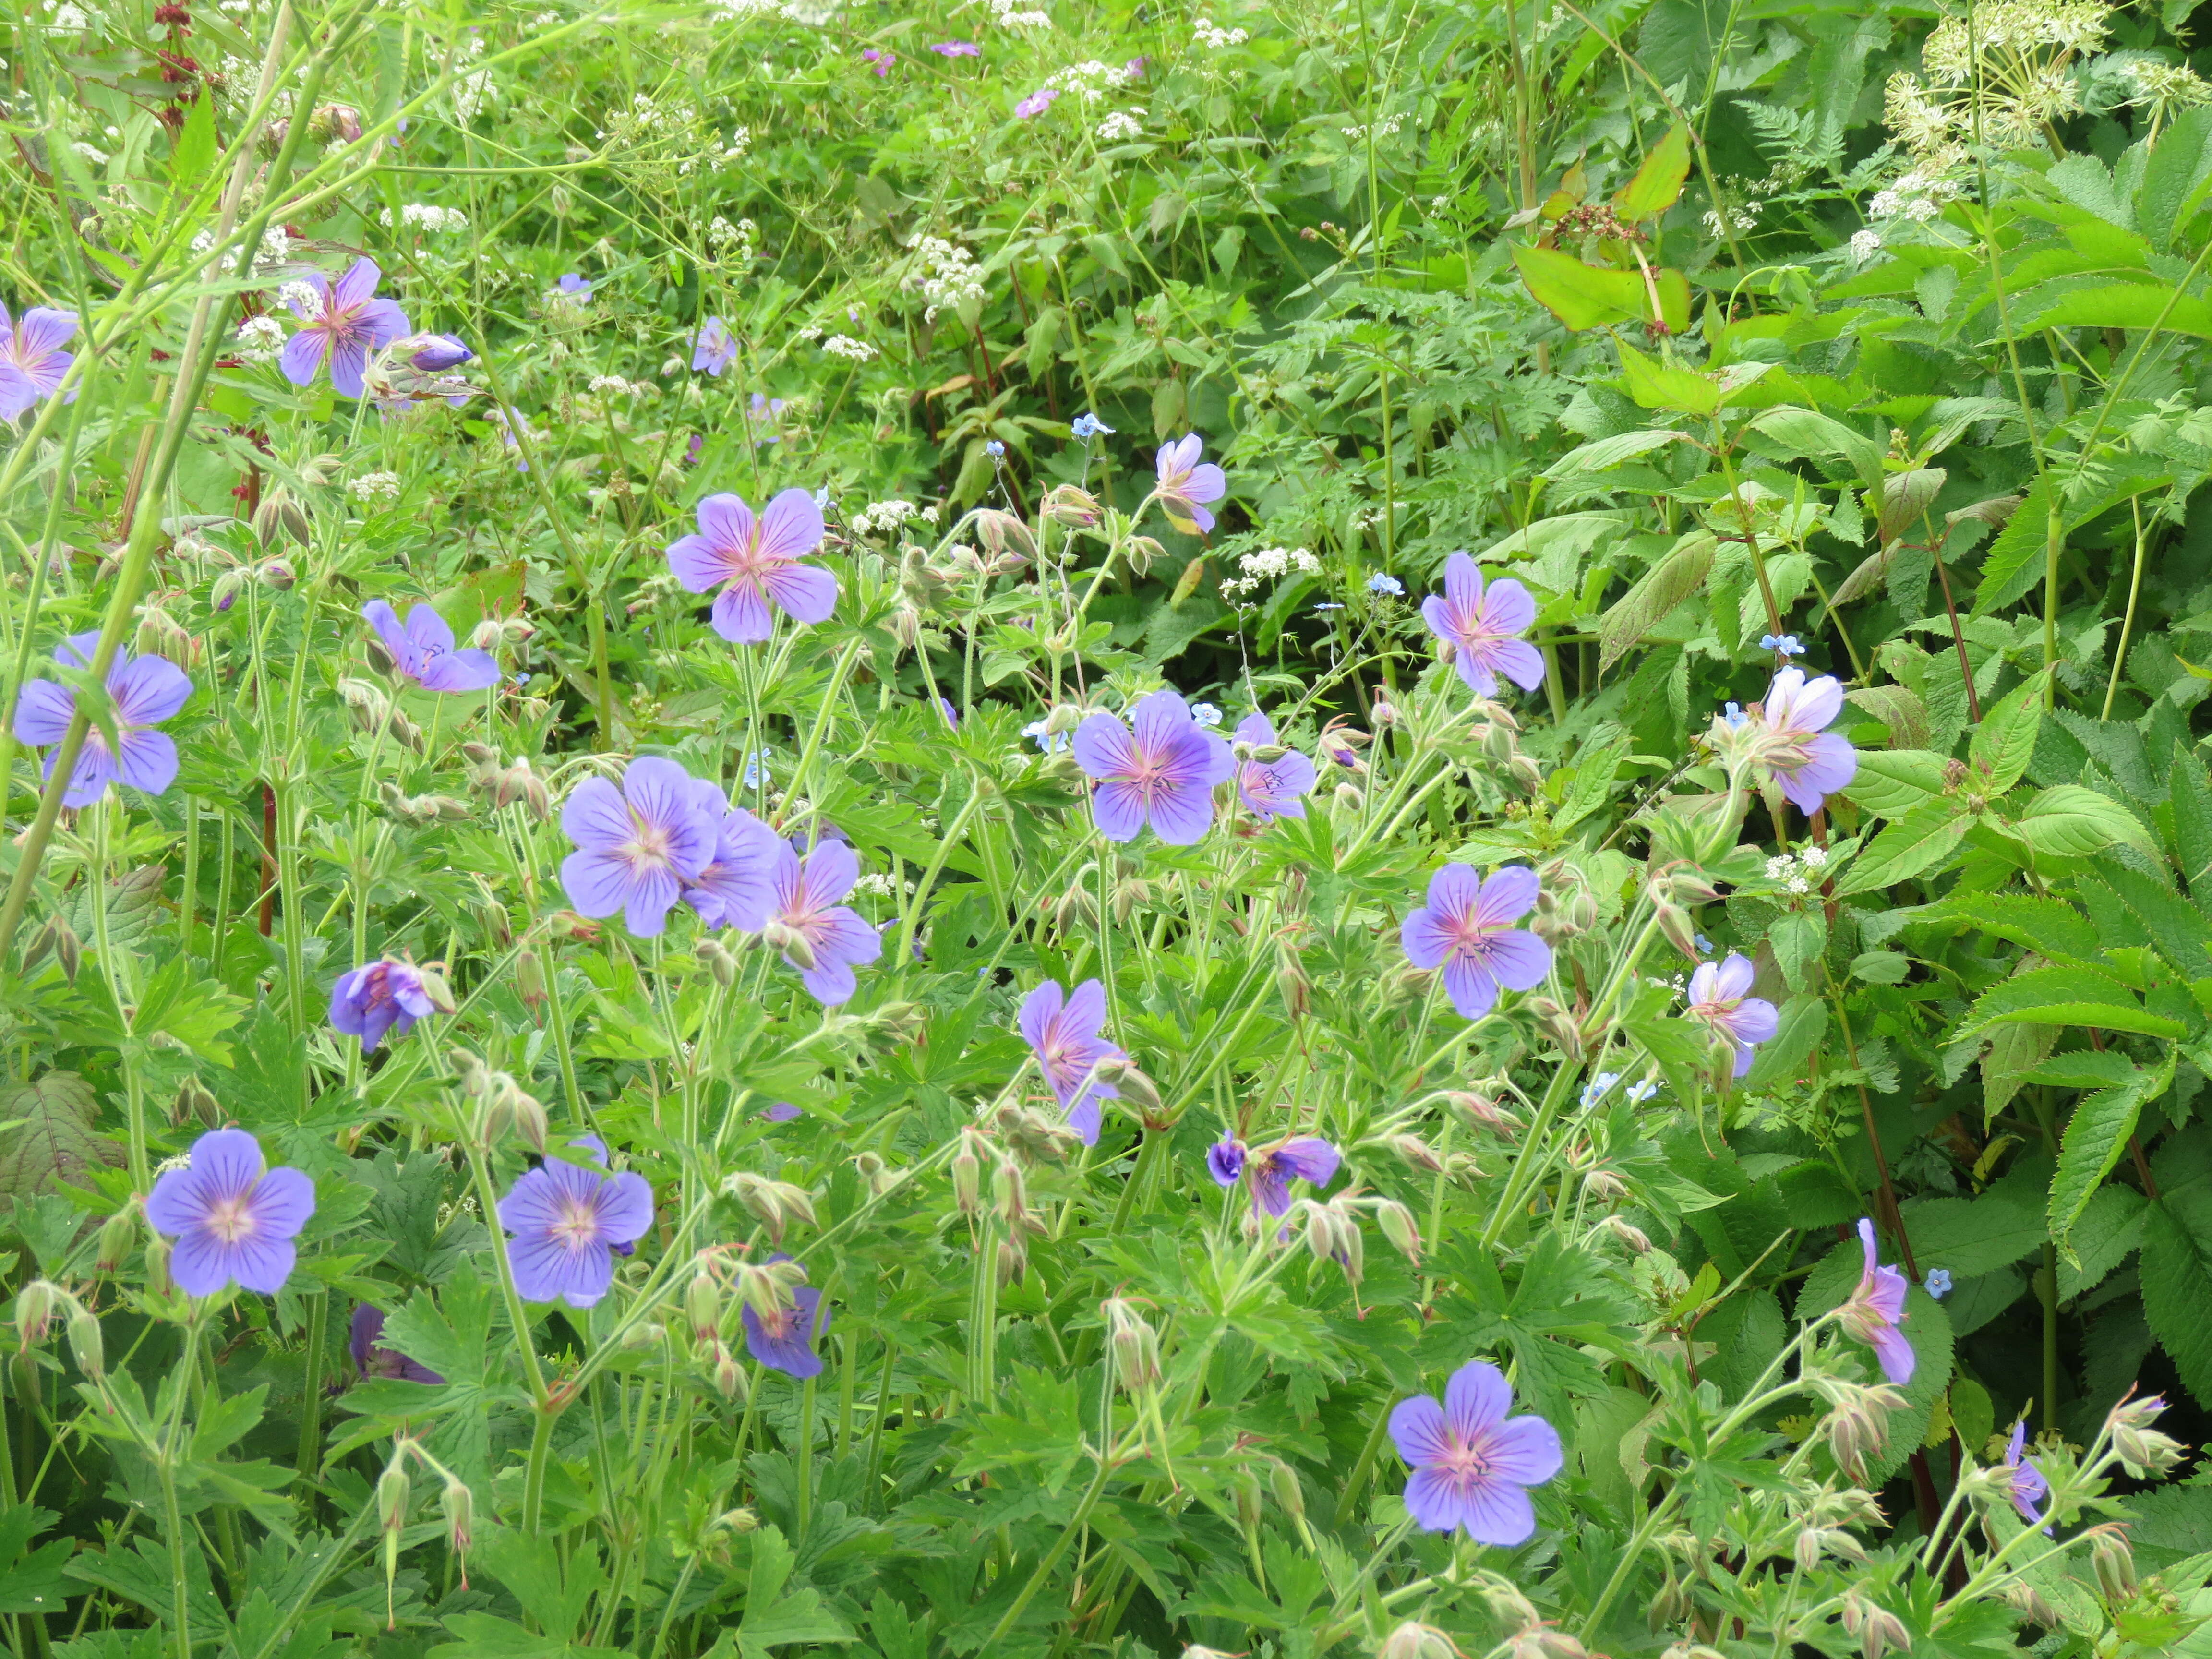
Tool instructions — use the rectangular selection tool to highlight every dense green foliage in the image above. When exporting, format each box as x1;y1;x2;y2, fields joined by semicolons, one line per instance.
12;0;2212;1656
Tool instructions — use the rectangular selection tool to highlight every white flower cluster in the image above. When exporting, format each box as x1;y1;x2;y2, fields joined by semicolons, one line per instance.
1045;60;1131;102
722;126;753;160
1849;228;1884;264
822;334;877;361
1096;110;1145;141
1340;117;1404;140
1764;846;1826;894
2112;54;2212;114
50;2;88;29
1886;0;2109;166
380;203;469;233
853;872;915;897
72;141;108;166
348;471;403;505
192;223;293;279
276;279;321;317
587;374;651;398
598;92;699;146
851;499;931;537
708;216;759;264
1193;18;1247;47
1702;205;1759;235
795;323;824;342
988;0;1051;26
902;234;986;322
453;70;496;122
1220;545;1320;602
234;316;286;363
1868;172;1956;222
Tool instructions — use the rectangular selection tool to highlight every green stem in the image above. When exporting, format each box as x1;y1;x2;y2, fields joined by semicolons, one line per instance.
295;1291;328;1506
793;1374;816;1546
1330;1393;1396;1527
979;1453;1116;1651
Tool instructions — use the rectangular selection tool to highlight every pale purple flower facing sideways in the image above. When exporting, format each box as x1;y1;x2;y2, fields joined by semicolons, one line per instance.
1838;1217;1914;1385
1073;691;1235;844
329;958;435;1052
1019;979;1125;1145
666;490;838;644
1685;951;1779;1078
692;315;735;376
743;1252;828;1378
1421;553;1544;699
1207;1135;1340;1217
560;757;720;937
2003;1420;2049;1526
362;601;501;694
0;302;78;420
1232;712;1317;822
146;1129;316;1297
281;258;410;398
1401;865;1552;1021
350;1305;443;1384
764;837;883;1004
1754;667;1859;815
1153;433;1227;534
1390;1359;1563;1542
497;1143;654;1308
681;780;781;931
11;632;192;807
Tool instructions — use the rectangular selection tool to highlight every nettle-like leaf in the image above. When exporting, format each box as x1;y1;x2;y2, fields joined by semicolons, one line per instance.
0;1072;122;1200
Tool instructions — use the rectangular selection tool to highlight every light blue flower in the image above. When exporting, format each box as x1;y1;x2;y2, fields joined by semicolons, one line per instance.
1071;412;1113;440
1760;633;1806;658
741;748;771;790
986;439;1006;457
1925;1268;1952;1299
1314;602;1346;613
1694;933;1715;956
812;486;831;509
1579;1072;1621;1107
1368;572;1404;596
1723;702;1745;727
1022;719;1069;754
1623;1079;1659;1103
1191;702;1223;728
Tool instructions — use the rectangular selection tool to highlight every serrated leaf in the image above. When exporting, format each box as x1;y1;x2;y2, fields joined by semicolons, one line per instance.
1616;340;1721;416
1969;672;2048;794
2050;1058;2164;1266
1596;531;1715;670
2142;1192;2212;1405
1842;684;1931;750
1834;797;1969;894
1843;749;1950;818
1924;891;2101;966
0;1073;121;1200
1960;964;2185;1042
2019;785;2163;863
1542;427;1693;481
1747;406;1885;488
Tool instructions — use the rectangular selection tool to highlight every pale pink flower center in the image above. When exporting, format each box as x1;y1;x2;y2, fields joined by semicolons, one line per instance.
205;1193;259;1245
1435;1427;1493;1484
621;813;674;873
1445;907;1503;961
551;1196;600;1251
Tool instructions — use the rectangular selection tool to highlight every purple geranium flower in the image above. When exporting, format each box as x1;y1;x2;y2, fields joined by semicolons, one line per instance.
930;40;981;56
1421;553;1544;699
560;757;720;937
861;47;897;74
1400;865;1552;1020
2003;1420;2050;1526
557;274;592;297
1686;952;1779;1077
280;258;410;398
1389;1359;1563;1542
1018;979;1125;1145
1232;712;1316;821
146;1129;317;1297
681;782;781;930
1153;433;1227;534
764;838;883;1004
0;302;78;420
11;632;191;807
666;490;838;644
1207;1134;1339;1217
350;1305;443;1384
1015;87;1059;118
1839;1217;1914;1385
329;959;435;1052
692;315;735;376
497;1146;654;1308
743;1253;828;1377
409;333;473;372
762;1102;803;1123
362;601;501;694
1755;668;1859;815
1073;691;1235;844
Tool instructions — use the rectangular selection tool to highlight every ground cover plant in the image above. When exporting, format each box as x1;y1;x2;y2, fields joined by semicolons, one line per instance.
13;0;2212;1655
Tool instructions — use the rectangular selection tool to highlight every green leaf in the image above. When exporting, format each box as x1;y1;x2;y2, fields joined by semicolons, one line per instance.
0;1506;71;1617
1841;684;1931;750
1744;995;1826;1089
1768;910;1826;992
1843;750;1951;818
130;954;248;1065
0;1073;122;1200
1834;797;1969;895
1961;964;2186;1043
2050;1058;2164;1267
1969;672;2048;794
1923;891;2101;967
739;1526;854;1657
1902;1186;2044;1279
1616;340;1721;417
2138;104;2212;253
1612;122;1692;218
2018;785;2163;864
2142;1190;2212;1406
1543;428;1693;481
1513;245;1689;332
2095;865;2212;976
1980;1021;2060;1123
1596;531;1715;671
2016;282;2212;338
1747;406;1884;488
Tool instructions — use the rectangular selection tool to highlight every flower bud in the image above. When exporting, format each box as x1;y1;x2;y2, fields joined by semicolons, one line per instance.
21;913;81;984
1378;1623;1460;1659
1264;1456;1305;1520
1332;782;1364;811
144;1234;171;1298
714;1345;747;1400
2091;1528;2137;1601
1104;1298;1160;1392
995;1236;1026;1287
1654;900;1700;962
1581;1168;1628;1204
992;1157;1028;1227
211;567;249;612
1997;1582;2061;1629
66;1307;102;1381
1042;702;1085;736
1445;1089;1519;1137
763;919;816;971
724;1171;819;1241
441;1478;474;1563
1601;1214;1652;1255
415;966;457;1015
696;938;738;986
853;1151;899;1196
951;1130;983;1215
165;1075;217;1130
15;1282;57;1350
1372;1198;1422;1263
494;757;552;818
972;508;1036;560
1839;1592;1908;1659
1387;1133;1443;1175
339;677;394;733
134;604;195;666
514;947;548;1010
1042;484;1101;527
1371;694;1398;727
1525;997;1584;1060
96;1206;137;1274
256;557;297;590
686;1268;721;1344
377;1465;412;1534
2108;1393;2186;1477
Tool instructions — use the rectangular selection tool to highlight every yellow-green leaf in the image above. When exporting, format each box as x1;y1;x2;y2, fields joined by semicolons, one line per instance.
1613;123;1693;219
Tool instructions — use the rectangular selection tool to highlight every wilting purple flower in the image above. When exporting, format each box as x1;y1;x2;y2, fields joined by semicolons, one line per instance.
557;273;592;297
1019;979;1125;1145
1686;952;1779;1078
685;433;706;468
930;40;981;55
666;490;838;643
1754;667;1859;815
1421;553;1543;699
409;333;473;372
692;315;735;376
11;632;191;807
937;697;960;730
281;258;410;398
1232;712;1316;821
681;782;781;930
1015;87;1059;118
1401;865;1551;1020
146;1129;316;1297
561;757;719;937
861;47;897;74
362;600;501;694
743;1253;828;1377
762;1102;803;1123
330;959;435;1052
765;838;883;1004
350;1305;443;1383
1207;1134;1339;1216
1073;691;1235;844
2003;1420;2049;1525
0;303;78;420
1839;1217;1914;1385
1153;433;1227;534
1390;1359;1563;1542
487;405;536;470
497;1146;654;1308
747;392;787;445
